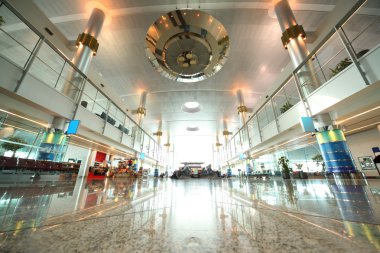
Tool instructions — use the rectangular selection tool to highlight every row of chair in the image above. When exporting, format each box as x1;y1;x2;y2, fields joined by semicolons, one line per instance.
0;156;79;172
94;111;129;134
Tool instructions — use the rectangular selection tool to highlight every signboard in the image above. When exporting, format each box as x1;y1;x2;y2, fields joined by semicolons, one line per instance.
300;117;315;132
66;120;80;134
357;156;376;170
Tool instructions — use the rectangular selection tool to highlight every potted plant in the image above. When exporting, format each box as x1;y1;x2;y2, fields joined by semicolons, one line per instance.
0;16;5;27
278;156;292;179
1;136;27;157
330;57;352;77
312;154;325;173
280;101;293;114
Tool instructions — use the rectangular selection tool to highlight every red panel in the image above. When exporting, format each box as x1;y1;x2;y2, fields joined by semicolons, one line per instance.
95;151;106;162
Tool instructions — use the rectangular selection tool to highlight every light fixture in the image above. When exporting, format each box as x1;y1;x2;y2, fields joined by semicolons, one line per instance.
182;101;202;113
0;109;49;128
186;126;199;131
337;105;380;124
281;24;306;50
145;9;230;82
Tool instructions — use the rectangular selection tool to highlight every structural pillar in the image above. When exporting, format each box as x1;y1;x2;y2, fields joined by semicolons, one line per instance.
134;91;147;171
153;123;162;177
37;117;68;161
274;0;320;95
222;120;232;177
63;8;105;99
316;127;356;174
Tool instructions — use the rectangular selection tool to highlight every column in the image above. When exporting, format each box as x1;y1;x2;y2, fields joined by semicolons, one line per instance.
63;8;105;99
153;122;162;177
316;127;356;174
274;0;320;95
135;91;148;171
222;120;232;177
37;117;67;161
236;90;248;125
236;90;251;176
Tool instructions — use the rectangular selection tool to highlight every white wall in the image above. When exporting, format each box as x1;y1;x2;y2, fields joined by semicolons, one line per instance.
346;128;380;168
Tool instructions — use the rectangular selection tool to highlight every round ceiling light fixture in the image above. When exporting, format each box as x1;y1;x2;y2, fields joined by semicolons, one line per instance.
145;9;230;83
181;101;202;113
186;126;200;131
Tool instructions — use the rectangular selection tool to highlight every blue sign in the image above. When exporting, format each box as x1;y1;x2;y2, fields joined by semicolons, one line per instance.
372;147;380;153
300;117;315;132
66;120;80;134
139;153;145;160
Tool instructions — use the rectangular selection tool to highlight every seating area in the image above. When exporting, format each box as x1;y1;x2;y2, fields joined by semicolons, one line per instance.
0;156;80;173
94;110;130;134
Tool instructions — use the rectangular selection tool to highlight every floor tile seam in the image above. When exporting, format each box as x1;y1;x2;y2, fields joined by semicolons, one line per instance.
0;205;174;234
212;200;380;226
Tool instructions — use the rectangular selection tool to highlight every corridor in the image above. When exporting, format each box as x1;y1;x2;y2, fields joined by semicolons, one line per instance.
0;177;379;252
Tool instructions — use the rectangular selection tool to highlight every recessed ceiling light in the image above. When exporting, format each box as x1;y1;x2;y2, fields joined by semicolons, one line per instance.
186;126;199;131
182;101;202;113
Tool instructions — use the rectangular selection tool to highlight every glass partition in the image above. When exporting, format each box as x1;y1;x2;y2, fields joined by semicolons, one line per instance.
273;77;301;116
294;32;350;96
342;0;380;59
0;4;39;68
257;101;275;129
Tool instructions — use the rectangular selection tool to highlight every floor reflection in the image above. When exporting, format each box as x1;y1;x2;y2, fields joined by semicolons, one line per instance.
0;177;379;252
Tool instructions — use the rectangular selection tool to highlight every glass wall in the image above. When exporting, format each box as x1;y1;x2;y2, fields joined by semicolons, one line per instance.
0;111;44;159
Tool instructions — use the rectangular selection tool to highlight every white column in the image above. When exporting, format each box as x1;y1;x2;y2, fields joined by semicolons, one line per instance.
274;0;320;95
62;8;105;98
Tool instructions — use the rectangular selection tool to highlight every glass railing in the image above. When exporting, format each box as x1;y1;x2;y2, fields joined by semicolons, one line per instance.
0;3;163;163
272;76;301;117
220;0;380;164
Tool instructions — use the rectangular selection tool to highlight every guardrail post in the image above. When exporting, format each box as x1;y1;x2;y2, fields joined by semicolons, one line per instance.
335;26;370;85
14;37;44;93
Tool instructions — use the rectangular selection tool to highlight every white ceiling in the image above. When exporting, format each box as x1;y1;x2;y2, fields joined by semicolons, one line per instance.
7;0;351;149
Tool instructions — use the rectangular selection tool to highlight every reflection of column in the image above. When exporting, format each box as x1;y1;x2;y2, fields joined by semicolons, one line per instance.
73;176;87;211
78;149;96;177
274;0;320;95
316;128;356;174
62;8;105;99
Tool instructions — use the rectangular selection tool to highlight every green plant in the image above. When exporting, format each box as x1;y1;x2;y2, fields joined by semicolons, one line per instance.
0;16;5;27
330;57;352;77
280;101;293;114
278;156;292;175
312;154;325;172
1;136;27;157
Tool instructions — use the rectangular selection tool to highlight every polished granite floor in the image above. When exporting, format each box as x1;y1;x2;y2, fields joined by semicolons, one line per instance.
0;176;379;253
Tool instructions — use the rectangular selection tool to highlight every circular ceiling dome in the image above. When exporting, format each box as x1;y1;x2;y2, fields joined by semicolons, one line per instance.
145;9;230;83
182;101;202;113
